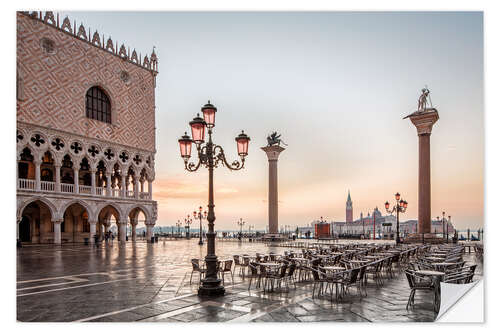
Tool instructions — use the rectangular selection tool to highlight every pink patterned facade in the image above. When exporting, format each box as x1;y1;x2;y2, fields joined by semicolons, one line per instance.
16;11;157;153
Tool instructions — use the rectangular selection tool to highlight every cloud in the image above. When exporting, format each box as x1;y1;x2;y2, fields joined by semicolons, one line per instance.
152;176;239;199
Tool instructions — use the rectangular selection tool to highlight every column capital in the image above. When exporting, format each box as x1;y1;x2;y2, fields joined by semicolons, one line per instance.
405;109;439;136
261;145;286;161
51;219;63;225
117;219;128;225
34;160;42;166
88;220;98;225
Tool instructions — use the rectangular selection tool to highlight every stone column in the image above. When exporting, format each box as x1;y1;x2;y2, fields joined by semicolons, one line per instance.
90;167;96;195
134;175;139;199
34;160;41;191
140;180;144;193
89;221;97;244
121;176;126;198
55;163;61;193
106;172;112;196
53;220;62;244
99;223;104;240
261;145;286;235
131;221;137;241
73;167;79;194
407;109;439;235
146;222;154;242
148;179;153;199
118;220;127;242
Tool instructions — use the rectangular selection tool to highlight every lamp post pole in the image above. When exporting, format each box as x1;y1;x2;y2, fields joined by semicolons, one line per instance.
448;215;451;243
385;192;408;244
178;101;250;297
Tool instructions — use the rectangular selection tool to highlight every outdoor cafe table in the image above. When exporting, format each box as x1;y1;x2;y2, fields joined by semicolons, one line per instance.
430;262;456;272
415;270;446;313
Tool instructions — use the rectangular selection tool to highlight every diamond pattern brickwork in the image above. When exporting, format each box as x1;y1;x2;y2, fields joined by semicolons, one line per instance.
16;13;157;153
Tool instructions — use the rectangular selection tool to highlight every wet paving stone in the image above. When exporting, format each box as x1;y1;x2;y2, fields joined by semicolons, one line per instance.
17;239;482;322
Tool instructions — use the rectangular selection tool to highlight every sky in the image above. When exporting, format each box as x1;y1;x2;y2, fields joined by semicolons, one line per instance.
65;11;484;231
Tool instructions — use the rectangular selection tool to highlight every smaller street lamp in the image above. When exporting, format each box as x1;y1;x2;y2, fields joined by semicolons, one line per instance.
176;220;182;237
194;206;208;245
237;218;245;239
185;215;193;239
384;192;408;244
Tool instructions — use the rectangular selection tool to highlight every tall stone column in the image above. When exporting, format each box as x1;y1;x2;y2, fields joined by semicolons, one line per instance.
148;179;153;199
134;175;139;199
73;167;79;194
55;163;61;193
131;222;137;241
146;221;154;242
34;160;41;191
118;220;127;242
53;220;62;245
261;145;286;235
90;167;96;195
407;109;439;235
121;176;126;198
89;221;97;244
106;172;112;197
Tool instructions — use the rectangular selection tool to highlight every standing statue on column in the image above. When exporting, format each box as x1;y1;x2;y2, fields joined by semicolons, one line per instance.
417;87;431;112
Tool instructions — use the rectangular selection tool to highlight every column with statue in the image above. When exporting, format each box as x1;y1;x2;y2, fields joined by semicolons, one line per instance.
261;132;286;239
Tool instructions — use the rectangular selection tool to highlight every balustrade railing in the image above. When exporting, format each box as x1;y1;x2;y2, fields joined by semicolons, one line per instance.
18;178;36;190
60;183;74;193
79;185;91;195
18;178;150;200
40;181;55;192
96;187;104;196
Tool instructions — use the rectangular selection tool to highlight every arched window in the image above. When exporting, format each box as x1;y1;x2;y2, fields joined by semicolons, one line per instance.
85;86;111;123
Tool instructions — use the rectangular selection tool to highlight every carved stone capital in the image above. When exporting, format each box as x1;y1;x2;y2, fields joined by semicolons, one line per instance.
407;109;439;136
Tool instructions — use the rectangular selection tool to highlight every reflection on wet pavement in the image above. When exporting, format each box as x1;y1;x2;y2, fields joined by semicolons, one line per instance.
17;239;481;322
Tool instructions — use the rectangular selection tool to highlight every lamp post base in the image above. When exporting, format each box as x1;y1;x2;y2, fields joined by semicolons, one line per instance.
198;240;204;245
198;278;225;297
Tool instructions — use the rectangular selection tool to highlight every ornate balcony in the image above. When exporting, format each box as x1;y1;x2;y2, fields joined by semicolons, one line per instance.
17;178;152;201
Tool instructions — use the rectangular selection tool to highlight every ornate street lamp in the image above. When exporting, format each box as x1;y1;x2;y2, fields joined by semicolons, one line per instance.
178;100;250;297
194;206;208;245
176;220;182;237
237;218;245;238
185;215;193;239
384;192;408;244
448;215;451;243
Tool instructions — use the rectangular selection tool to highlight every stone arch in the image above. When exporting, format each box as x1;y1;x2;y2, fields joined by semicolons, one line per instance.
96;202;123;222
17;196;57;221
126;204;151;223
58;199;95;221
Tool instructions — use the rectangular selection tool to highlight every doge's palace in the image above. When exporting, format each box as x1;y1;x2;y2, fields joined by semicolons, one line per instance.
16;11;158;244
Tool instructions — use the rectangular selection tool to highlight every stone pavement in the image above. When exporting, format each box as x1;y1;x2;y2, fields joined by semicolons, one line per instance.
16;239;482;322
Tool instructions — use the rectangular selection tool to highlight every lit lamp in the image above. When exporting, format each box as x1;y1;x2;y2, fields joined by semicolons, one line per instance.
384;192;408;244
201;101;217;128
178;132;193;162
